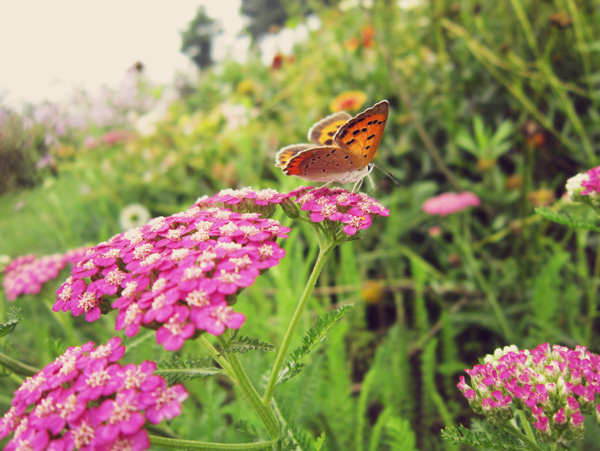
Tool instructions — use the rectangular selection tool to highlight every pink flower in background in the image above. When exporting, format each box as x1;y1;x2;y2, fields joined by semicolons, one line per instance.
2;247;89;301
579;166;600;196
422;192;480;216
0;338;187;451
458;343;599;445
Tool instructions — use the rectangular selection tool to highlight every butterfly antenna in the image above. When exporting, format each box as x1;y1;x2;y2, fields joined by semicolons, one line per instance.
371;163;402;188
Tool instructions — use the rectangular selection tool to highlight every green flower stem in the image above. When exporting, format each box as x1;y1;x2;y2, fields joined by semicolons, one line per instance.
0;349;39;377
500;420;544;451
452;216;513;340
198;335;234;375
148;435;274;450
262;239;334;405
215;335;280;440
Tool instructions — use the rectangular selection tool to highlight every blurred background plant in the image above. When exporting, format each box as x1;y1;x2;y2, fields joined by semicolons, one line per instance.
1;0;600;449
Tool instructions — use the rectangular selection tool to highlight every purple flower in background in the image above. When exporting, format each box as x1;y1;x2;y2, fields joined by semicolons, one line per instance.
0;338;187;451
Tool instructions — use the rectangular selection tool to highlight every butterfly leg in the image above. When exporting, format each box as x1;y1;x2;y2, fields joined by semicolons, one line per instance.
351;179;364;193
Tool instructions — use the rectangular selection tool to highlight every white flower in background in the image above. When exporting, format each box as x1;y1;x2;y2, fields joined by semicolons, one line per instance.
119;203;151;231
220;103;248;131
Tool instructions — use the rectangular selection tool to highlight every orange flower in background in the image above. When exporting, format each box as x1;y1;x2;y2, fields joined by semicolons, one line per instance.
361;25;375;48
271;53;284;70
528;188;555;207
344;37;360;51
329;91;367;112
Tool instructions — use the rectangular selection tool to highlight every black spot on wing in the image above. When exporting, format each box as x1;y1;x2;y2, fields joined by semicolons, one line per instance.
366;134;376;141
345;139;356;145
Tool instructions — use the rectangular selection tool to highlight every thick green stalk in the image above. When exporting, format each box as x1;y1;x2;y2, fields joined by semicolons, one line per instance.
149;435;274;450
218;335;281;440
262;241;334;404
200;335;280;440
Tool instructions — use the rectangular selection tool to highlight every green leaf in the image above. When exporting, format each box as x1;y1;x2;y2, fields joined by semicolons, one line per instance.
441;424;526;450
0;307;22;338
535;206;600;232
155;355;223;384
219;335;276;356
277;304;354;385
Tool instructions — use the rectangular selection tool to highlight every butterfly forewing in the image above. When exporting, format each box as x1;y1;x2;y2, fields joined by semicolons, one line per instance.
282;146;363;181
308;111;352;146
333;100;389;169
275;144;314;168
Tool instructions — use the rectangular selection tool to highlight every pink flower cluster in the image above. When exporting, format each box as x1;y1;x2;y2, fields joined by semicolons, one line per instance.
0;337;187;451
293;186;390;235
53;201;289;351
458;343;600;445
3;247;89;301
580;166;600;196
422;192;480;216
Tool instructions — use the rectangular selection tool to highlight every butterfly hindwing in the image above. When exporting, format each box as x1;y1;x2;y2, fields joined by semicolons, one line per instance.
307;111;352;146
333;100;389;168
275;144;314;168
282;146;363;181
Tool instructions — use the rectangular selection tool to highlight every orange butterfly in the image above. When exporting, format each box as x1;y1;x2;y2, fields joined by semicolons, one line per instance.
275;100;389;189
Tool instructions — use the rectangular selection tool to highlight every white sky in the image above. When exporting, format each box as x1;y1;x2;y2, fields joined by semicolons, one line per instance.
0;0;246;109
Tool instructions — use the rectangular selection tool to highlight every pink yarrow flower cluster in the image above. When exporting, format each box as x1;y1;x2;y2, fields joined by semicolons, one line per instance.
3;247;90;301
565;166;600;207
53;196;289;351
458;343;600;446
422;191;480;216
0;337;187;451
293;186;390;236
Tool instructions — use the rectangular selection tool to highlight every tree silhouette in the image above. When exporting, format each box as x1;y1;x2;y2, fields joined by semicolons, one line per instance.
180;6;221;70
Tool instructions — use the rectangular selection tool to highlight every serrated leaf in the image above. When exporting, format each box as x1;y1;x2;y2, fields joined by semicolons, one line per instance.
441;424;526;450
277;304;353;386
220;335;275;356
0;308;22;338
535;206;600;232
155;355;222;384
236;419;261;440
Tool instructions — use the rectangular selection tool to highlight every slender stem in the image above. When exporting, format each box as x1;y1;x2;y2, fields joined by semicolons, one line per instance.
198;335;234;375
262;241;334;404
501;421;543;451
215;335;280;440
0;350;39;377
149;435;274;450
453;217;512;340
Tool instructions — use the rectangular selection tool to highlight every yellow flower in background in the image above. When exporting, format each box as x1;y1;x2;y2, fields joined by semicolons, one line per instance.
361;280;384;305
329;91;367;112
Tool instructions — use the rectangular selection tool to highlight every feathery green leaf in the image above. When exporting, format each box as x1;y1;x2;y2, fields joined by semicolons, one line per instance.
0;307;22;338
155;355;222;384
277;304;353;385
220;335;276;356
535;206;600;232
441;424;526;450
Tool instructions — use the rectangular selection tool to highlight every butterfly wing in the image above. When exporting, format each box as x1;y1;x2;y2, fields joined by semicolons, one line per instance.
307;111;352;145
282;146;364;182
333;100;389;168
275;144;314;168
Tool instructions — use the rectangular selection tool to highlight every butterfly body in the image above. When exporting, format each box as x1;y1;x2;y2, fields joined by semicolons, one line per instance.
275;100;389;186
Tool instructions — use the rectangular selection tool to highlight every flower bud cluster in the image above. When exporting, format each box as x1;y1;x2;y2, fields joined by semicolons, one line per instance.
458;343;600;446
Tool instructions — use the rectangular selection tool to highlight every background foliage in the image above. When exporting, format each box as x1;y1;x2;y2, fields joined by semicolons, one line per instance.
1;0;600;449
